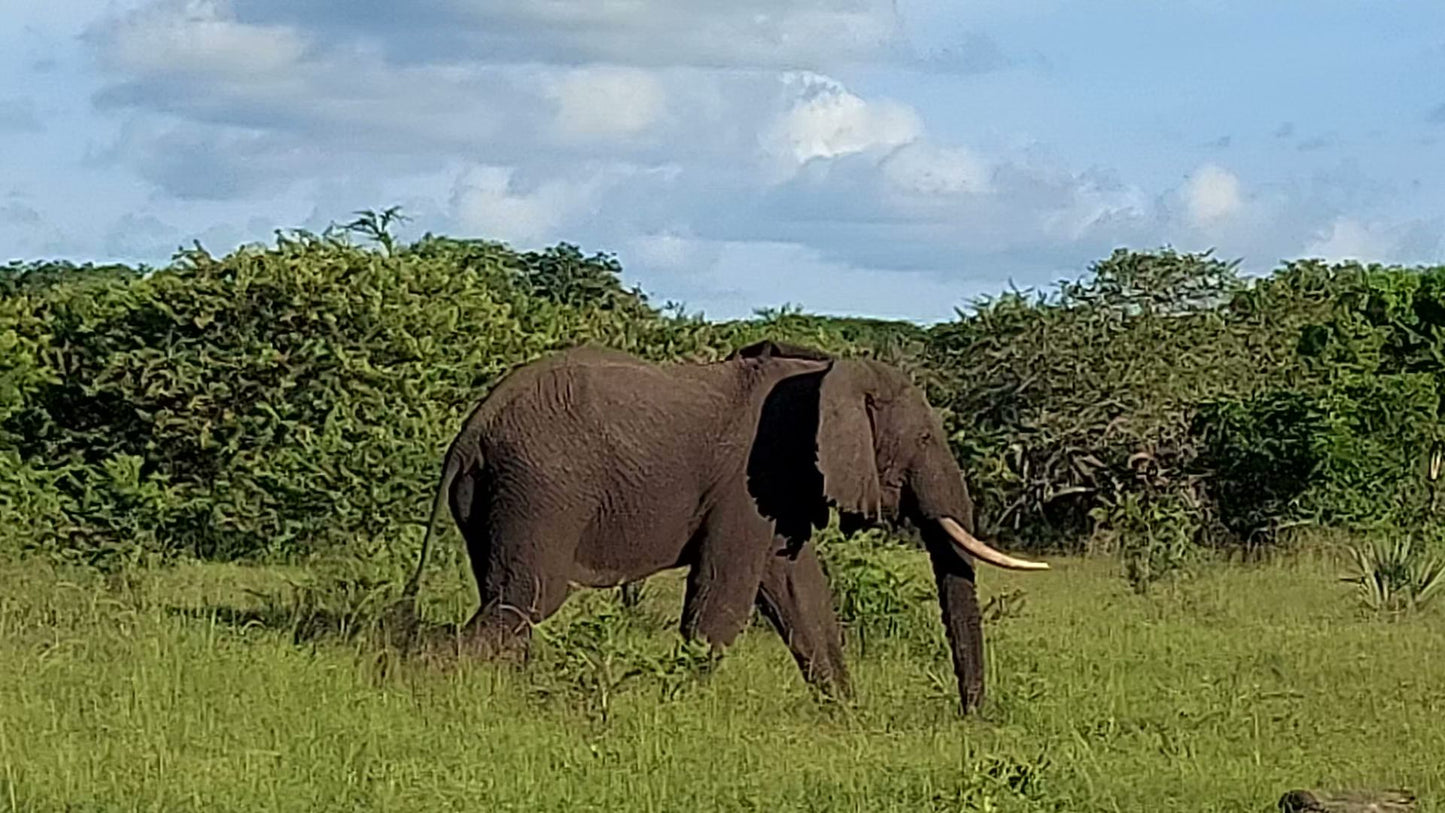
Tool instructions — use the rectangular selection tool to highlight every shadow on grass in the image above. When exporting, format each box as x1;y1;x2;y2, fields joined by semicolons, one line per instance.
163;575;469;660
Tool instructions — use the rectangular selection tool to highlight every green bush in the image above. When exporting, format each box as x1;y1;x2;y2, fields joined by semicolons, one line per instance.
1193;270;1443;542
1191;390;1326;541
532;594;717;722
6;217;1445;579
926;248;1303;551
1089;490;1201;594
2;232;683;564
814;527;934;652
1310;373;1439;526
0;451;70;558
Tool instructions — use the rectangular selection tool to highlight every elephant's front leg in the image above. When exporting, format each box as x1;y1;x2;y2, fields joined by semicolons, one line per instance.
755;540;850;697
679;505;774;650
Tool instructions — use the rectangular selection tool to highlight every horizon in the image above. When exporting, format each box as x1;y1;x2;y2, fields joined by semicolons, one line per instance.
16;222;1443;328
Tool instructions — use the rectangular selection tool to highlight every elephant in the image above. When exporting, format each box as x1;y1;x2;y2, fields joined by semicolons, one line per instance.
397;339;1047;714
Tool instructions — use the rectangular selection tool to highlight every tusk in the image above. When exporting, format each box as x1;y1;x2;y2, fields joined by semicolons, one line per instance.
939;517;1050;571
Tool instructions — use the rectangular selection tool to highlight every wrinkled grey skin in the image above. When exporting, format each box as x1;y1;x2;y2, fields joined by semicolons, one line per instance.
400;340;1041;713
398;341;833;666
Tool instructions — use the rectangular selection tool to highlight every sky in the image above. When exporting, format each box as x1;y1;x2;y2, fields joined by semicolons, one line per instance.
1;1;1443;322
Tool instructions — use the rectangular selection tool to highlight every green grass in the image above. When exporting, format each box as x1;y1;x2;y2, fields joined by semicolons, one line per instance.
2;544;1443;811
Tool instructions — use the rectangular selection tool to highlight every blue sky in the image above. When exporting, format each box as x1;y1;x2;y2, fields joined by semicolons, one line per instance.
2;2;1442;322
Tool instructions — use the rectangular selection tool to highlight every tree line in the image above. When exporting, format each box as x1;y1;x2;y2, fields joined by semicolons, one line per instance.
4;218;1442;582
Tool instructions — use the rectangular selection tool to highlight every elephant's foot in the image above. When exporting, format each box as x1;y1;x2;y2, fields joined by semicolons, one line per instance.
805;667;852;703
958;682;984;716
452;604;534;664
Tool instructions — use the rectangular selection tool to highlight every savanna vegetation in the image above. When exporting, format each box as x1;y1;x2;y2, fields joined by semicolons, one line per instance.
3;210;1444;810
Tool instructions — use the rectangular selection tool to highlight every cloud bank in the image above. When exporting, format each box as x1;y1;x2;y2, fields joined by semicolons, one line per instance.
0;0;1435;320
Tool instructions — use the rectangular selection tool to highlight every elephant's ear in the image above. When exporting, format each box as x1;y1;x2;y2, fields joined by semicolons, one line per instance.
746;357;832;543
816;373;884;522
747;360;884;548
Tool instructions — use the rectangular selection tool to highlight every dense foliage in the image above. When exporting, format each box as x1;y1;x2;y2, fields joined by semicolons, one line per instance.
3;217;1443;573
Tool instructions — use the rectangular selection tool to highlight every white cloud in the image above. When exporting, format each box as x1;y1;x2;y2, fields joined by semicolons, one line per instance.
745;138;1159;272
449;166;591;247
1038;169;1152;243
625;230;719;273
1303;216;1443;265
762;72;921;172
1184;163;1242;226
54;0;1440;321
1305;217;1387;261
385;0;909;71
99;0;306;78
664;239;994;322
546;66;667;143
881;141;992;199
104;212;177;258
447;164;679;247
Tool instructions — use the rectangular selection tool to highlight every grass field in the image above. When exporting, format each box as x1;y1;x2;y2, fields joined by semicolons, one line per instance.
2;542;1443;811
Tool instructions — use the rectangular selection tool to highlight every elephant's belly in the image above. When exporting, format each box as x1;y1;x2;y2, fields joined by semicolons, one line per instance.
569;515;695;586
566;564;655;589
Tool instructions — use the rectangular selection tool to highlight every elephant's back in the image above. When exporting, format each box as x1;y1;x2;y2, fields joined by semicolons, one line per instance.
471;347;710;459
455;347;732;581
477;347;676;417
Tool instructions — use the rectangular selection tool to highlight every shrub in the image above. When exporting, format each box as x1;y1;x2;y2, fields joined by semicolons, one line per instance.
1193;374;1440;541
1191;390;1326;542
0;233;720;565
533;595;716;722
1089;490;1201;595
925;248;1302;552
0;451;70;558
814;527;933;652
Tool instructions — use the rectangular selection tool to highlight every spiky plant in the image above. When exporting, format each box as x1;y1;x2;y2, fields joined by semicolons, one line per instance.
1341;535;1445;617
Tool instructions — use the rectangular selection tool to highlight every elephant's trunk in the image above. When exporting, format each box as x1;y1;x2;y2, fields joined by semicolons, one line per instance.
903;431;1047;573
927;536;986;713
902;435;1047;714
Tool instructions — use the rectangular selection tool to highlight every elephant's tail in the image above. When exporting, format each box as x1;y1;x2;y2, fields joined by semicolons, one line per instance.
398;436;471;613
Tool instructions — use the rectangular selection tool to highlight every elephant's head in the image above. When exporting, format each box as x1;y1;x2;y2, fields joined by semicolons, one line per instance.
732;339;1047;713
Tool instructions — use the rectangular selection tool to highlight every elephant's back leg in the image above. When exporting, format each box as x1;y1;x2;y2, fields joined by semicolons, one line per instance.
453;470;581;660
